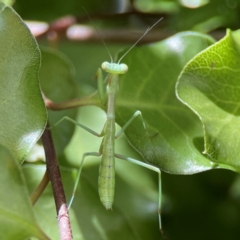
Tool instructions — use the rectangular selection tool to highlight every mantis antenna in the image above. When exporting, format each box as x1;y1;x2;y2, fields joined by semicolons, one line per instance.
83;6;163;65
118;17;163;63
82;6;113;63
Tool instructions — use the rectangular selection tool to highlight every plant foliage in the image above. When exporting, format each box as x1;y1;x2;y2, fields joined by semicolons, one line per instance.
1;0;240;239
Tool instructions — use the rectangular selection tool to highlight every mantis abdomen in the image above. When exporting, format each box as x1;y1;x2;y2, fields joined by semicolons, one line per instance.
98;119;116;209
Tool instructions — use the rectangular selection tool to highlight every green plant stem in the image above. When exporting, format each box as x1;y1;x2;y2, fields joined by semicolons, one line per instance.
30;170;50;205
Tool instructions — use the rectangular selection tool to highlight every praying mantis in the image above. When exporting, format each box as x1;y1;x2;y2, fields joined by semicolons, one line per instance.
51;16;163;229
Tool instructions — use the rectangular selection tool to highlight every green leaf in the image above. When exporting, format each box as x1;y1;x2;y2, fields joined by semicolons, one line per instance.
176;29;240;172
115;31;221;174
39;47;78;155
0;4;47;163
0;145;49;239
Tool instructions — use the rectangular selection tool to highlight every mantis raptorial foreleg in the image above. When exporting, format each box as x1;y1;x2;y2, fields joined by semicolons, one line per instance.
96;68;108;105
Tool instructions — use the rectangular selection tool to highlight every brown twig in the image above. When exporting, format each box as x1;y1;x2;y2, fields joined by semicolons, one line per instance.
27;17;224;45
29;10;169;43
75;10;168;24
26;7;226;44
42;122;73;240
66;25;168;44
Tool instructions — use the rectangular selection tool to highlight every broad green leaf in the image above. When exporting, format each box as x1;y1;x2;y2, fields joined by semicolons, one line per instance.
39;47;78;155
115;31;224;174
0;146;49;239
176;29;240;172
0;3;47;163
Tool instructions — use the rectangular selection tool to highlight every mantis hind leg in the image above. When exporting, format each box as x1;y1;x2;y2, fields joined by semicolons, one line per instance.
114;153;162;230
68;151;101;209
50;115;106;209
115;110;147;139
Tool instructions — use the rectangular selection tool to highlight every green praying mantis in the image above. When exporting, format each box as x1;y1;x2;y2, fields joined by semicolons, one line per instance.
51;16;163;229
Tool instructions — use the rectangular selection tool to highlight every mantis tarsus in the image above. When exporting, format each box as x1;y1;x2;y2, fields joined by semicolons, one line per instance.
52;16;163;229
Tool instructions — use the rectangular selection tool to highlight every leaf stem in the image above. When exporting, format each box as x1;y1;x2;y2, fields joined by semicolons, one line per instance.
30;170;49;206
